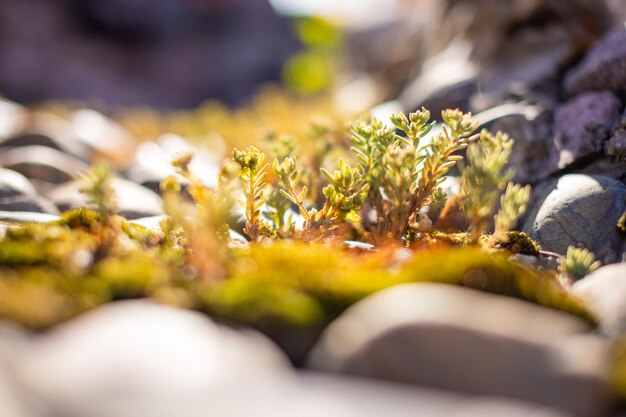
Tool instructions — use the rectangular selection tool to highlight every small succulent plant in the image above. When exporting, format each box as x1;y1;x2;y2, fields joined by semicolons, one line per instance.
558;246;601;283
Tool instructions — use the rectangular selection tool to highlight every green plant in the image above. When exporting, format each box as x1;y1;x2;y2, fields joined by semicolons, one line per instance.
352;108;479;240
558;246;601;282
224;108;540;248
233;146;277;241
461;130;530;242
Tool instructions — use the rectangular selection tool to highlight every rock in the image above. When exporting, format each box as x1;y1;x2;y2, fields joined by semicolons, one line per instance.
128;215;166;230
3;299;574;417
607;0;626;24
578;158;626;183
0;1;298;109
0;211;59;224
607;109;626;161
0;112;91;162
0;168;58;214
554;92;622;169
477;103;558;184
12;301;291;417
0;145;89;184
523;174;626;263
399;40;477;117
296;373;572;417
0;195;59;215
564;27;626;96
125;134;220;193
479;23;576;97
0;167;37;198
0;98;26;140
48;178;163;219
308;283;608;417
70;109;136;167
572;264;626;338
0;323;36;417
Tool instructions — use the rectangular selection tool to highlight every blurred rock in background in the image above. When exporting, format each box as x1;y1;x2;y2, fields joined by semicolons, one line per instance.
0;0;300;109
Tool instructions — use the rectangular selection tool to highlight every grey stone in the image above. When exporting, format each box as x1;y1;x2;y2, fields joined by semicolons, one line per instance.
564;27;626;96
297;373;573;417
0;211;59;224
70;110;136;168
4;300;574;417
13;301;291;417
0;323;37;417
125;134;220;193
0;168;59;214
523;174;626;263
0;194;59;215
48;178;163;219
0;145;89;184
554;92;622;169
308;283;608;417
0;98;26;140
607;109;626;161
0;167;37;198
572;263;626;338
0;112;91;162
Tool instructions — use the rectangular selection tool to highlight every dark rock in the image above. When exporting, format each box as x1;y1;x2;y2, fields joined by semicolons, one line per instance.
477;103;558;184
554;92;622;169
479;24;576;97
607;0;626;24
0;167;37;198
523;174;626;263
47;177;163;219
0;112;91;162
0;145;89;184
572;263;626;337
399;40;477;117
0;195;58;215
578;158;626;183
308;283;607;417
347;18;427;99
607;109;626;161
564;26;626;96
0;1;299;109
0;168;58;214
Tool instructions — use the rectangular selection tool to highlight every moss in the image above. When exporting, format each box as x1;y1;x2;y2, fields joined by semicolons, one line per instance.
203;279;325;327
423;231;472;247
397;247;591;323
91;253;174;299
0;223;97;268
198;242;593;332
0;267;109;330
479;231;541;256
55;208;102;229
120;221;162;245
